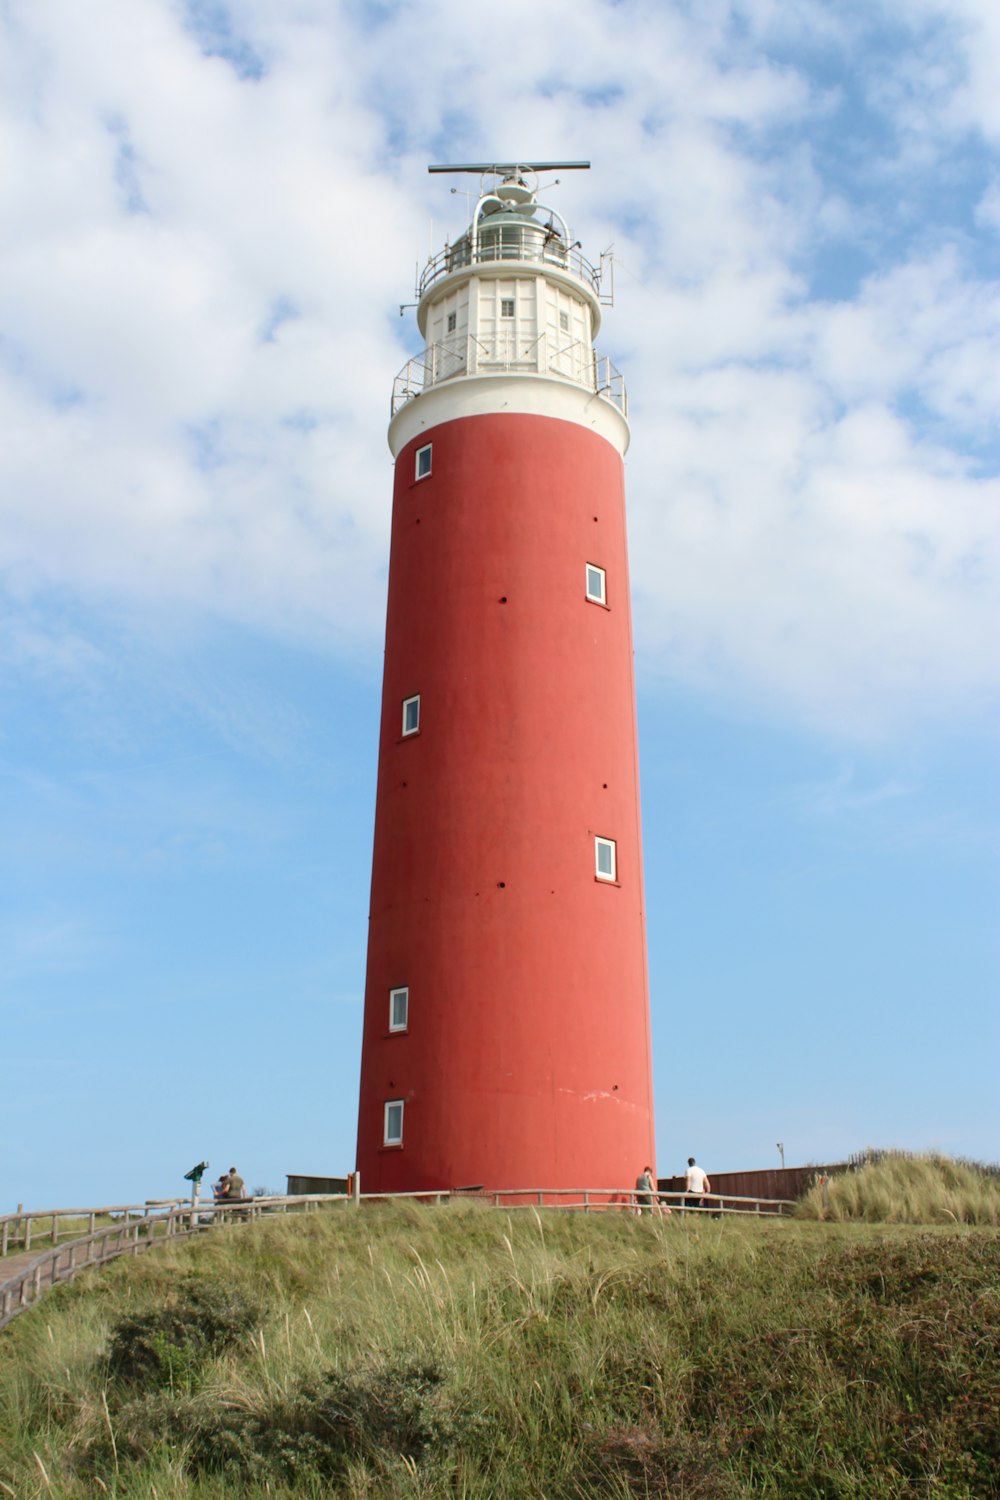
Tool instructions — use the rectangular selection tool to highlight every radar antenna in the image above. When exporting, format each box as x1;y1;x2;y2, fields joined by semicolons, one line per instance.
427;161;590;175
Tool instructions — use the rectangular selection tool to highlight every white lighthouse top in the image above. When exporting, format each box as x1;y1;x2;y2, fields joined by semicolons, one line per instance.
389;161;628;456
416;162;605;327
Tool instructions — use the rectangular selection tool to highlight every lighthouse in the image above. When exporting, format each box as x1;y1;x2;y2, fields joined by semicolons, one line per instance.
355;162;654;1195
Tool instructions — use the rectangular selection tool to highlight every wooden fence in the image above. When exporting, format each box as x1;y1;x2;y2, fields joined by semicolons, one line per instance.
0;1198;348;1331
1;1202;183;1257
352;1188;794;1215
1;1211;191;1330
1;1185;794;1332
659;1163;847;1203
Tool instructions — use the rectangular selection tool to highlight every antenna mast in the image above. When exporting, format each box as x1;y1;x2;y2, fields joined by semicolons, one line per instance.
427;161;590;175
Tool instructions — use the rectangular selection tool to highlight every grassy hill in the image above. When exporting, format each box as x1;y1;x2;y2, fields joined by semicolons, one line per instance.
2;1161;999;1498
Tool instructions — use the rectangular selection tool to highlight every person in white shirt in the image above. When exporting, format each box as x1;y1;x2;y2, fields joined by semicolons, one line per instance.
685;1157;711;1212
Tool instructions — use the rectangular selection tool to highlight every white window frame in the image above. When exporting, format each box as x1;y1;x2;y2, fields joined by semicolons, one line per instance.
389;985;409;1032
586;563;607;605
595;836;617;882
402;694;420;736
447;311;457;332
500;297;515;318
384;1099;404;1146
415;443;432;480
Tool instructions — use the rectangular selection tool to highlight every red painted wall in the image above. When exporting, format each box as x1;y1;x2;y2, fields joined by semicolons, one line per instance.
356;410;654;1192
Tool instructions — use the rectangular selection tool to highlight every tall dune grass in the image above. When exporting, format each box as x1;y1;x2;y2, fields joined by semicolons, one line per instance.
797;1150;1000;1223
0;1191;997;1496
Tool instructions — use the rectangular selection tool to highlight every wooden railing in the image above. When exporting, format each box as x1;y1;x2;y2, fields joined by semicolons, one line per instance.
0;1195;351;1257
352;1187;794;1216
1;1186;793;1332
0;1197;348;1331
1;1210;191;1330
1;1201;186;1256
652;1191;792;1216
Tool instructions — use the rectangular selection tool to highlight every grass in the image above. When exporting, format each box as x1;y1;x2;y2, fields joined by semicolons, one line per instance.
0;1162;997;1497
797;1152;1000;1225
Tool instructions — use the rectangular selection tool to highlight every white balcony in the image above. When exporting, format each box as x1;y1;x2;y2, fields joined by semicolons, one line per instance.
391;331;627;417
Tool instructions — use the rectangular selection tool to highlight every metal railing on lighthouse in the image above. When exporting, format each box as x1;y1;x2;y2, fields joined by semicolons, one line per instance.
391;331;627;417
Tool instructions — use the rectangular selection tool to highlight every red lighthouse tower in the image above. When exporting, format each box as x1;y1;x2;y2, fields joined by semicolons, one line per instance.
356;162;654;1195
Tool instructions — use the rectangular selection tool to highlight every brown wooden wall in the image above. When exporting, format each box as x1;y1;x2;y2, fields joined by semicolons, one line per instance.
286;1174;348;1196
658;1163;848;1202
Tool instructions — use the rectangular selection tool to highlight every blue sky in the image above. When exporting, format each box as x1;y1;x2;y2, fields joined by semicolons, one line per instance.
1;0;997;1207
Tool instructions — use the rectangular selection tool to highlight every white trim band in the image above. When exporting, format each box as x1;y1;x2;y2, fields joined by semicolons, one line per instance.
388;373;630;459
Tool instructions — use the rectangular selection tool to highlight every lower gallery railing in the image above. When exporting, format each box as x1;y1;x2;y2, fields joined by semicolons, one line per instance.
390;334;628;417
0;1188;794;1330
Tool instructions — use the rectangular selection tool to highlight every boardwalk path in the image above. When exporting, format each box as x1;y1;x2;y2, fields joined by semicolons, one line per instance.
1;1250;44;1282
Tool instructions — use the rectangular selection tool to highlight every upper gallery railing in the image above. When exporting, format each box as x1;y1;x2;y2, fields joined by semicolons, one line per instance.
391;332;627;417
419;229;601;299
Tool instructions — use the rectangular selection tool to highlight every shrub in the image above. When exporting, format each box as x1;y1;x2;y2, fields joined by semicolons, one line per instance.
183;1359;467;1483
106;1276;264;1390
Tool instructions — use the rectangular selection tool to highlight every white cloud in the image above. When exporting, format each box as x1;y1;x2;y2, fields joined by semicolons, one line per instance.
898;0;1000;143
0;0;996;743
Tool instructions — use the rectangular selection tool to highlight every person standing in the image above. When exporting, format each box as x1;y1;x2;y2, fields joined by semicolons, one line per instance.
635;1166;655;1214
685;1157;710;1212
227;1166;246;1201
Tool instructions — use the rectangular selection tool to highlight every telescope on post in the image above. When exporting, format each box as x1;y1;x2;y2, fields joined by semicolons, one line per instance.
183;1160;209;1227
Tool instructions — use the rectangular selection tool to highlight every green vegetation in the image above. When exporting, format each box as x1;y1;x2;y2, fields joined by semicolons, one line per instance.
797;1152;1000;1225
1;1167;998;1497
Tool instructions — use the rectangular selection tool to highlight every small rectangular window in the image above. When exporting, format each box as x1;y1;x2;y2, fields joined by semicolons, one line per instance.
402;694;420;736
585;563;607;605
559;310;569;332
595;836;617;882
500;298;515;318
384;1099;404;1145
447;311;457;333
415;444;432;479
389;986;409;1031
